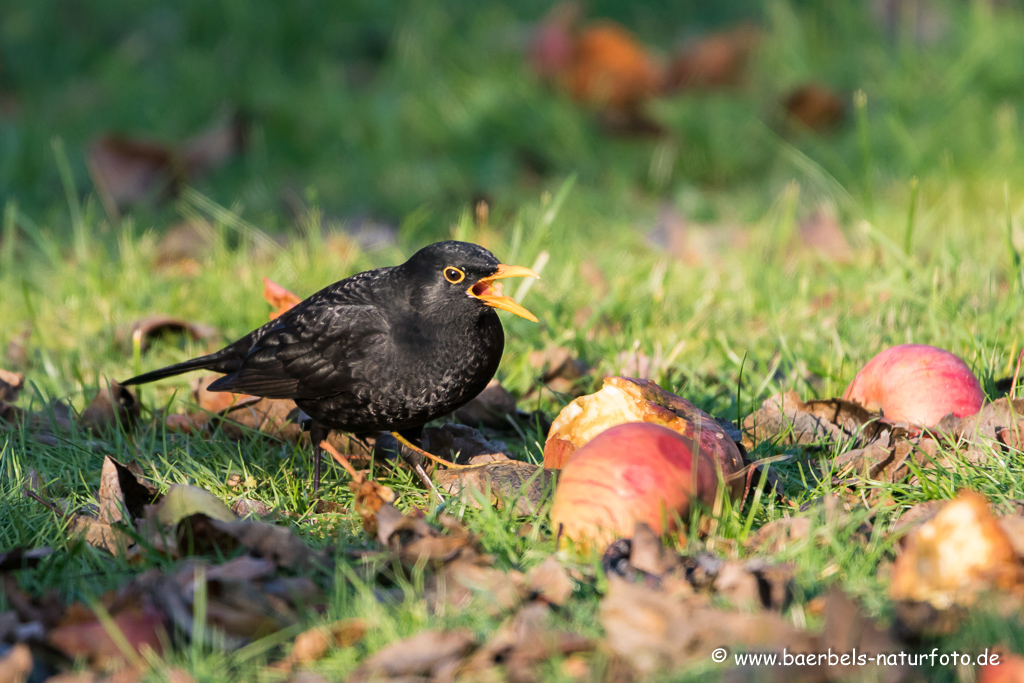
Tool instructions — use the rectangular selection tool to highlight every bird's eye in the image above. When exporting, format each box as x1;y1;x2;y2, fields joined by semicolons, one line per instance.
443;267;465;284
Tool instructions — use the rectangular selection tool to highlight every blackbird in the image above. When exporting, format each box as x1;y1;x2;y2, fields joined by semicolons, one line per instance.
122;241;539;490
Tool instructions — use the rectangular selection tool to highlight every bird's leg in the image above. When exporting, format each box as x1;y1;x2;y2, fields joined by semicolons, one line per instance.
309;422;329;492
390;431;477;471
318;439;361;480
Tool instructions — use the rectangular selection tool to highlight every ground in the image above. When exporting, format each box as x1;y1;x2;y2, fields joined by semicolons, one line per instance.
2;0;1024;681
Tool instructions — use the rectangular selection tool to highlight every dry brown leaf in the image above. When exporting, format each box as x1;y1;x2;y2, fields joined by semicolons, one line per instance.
70;516;134;557
434;460;555;515
349;629;477;682
600;577;815;674
798;205;853;263
0;368;23;402
665;25;760;91
561;23;663;112
421;423;510;464
783;84;845;131
286;618;367;667
890;491;1022;608
524;556;574;606
154;221;213;273
263;277;302;320
81;382;140;436
746;516;812;554
49;607;166;668
0;643;32;683
742;390;884;449
373;504;486;572
88;135;182;209
528;346;592;398
97;456;160;524
117;316;218;354
453;378;519;429
460;603;593;682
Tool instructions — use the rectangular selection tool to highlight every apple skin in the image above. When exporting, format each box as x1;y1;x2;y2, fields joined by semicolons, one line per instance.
550;422;726;549
843;344;984;426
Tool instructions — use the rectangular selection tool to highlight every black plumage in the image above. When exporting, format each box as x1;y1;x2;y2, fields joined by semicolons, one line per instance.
122;241;539;489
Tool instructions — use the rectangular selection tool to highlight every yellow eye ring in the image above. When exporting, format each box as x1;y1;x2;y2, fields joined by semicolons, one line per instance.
444;267;465;284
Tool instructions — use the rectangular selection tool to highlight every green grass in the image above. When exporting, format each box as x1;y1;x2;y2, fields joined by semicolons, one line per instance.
4;0;1024;680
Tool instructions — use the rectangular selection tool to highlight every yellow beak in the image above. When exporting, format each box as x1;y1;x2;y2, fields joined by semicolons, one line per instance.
467;263;540;323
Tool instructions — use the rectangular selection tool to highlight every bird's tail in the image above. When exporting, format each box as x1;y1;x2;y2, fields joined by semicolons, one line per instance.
121;352;231;386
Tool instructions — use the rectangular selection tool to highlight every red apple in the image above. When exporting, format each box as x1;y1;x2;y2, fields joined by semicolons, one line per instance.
550;422;734;549
843;344;984;426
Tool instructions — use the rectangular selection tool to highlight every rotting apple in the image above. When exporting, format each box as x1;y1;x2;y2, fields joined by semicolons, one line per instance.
550;422;733;549
543;377;745;482
843;344;984;427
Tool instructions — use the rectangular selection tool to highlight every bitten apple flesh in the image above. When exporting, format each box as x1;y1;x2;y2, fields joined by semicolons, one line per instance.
550;422;729;549
843;344;984;427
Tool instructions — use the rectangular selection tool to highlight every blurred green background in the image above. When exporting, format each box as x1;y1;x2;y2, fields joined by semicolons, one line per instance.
4;0;1024;237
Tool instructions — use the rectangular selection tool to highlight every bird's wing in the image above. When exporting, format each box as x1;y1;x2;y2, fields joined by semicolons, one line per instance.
207;296;389;400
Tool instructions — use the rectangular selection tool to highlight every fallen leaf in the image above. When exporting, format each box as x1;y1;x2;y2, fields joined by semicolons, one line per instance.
453;378;519;429
154;220;213;273
524;556;574;606
88;135;182;209
783;84;845;131
434;460;555;515
742;390;883;449
349;629;477;681
0;643;31;683
599;577;814;673
81;381;140;435
528;346;592;397
420;423;510;464
49;607;166;668
263;278;302;320
154;485;238;526
70;516;134;557
665;25;760;91
745;516;812;554
117;316;218;354
798;204;853;263
461;603;593;681
286;619;367;667
890;490;1021;609
0;368;23;402
97;456;160;524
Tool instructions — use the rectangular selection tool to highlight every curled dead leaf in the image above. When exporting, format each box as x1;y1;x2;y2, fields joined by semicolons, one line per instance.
263;277;302;320
434;460;555;516
665;25;760;91
81;381;140;435
0;368;23;402
349;629;477;682
783;84;845;131
453;378;519;429
117;316;218;354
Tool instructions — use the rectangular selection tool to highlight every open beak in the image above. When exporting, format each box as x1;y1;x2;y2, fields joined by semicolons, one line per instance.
468;263;541;322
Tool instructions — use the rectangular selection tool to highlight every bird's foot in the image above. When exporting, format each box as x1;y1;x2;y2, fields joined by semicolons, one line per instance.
389;432;478;471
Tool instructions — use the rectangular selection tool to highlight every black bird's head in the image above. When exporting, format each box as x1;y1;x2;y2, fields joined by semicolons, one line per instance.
401;241;540;322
